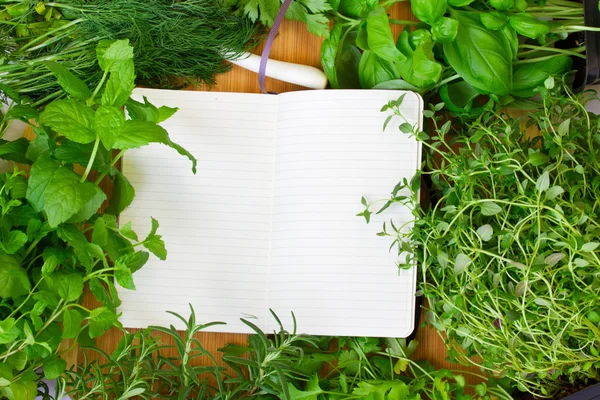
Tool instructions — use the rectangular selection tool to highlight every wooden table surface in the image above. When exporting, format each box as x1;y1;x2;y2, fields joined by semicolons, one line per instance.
69;1;485;390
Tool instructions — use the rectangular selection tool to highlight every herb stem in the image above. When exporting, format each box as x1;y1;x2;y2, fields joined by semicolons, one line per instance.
81;136;101;183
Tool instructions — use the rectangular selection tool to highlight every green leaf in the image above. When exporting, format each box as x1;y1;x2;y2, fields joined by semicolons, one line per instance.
1;381;37;400
320;23;342;89
144;236;167;260
96;39;134;72
25;153;60;212
480;201;502;216
95;105;125;149
105;172;135;214
62;308;83;339
489;0;513;10
57;225;93;269
480;12;508;30
0;255;30;299
119;221;138;241
5;105;39;124
509;13;550;39
511;55;573;97
116;251;149;274
44;61;92;100
288;375;324;400
89;307;117;338
528;152;549;166
67;182;107;224
476;224;493;241
410;0;447;24
102;59;136;107
366;7;404;61
125;97;179;124
395;31;442;89
42;357;66;380
49;272;84;302
536;171;550;192
443;11;513;95
114;260;136;290
1;231;27;255
358;50;399;89
545;185;564;201
454;253;472;274
582;242;599;252
558;119;570;136
305;13;331;37
43;167;88;227
432;17;459;43
113;120;169;149
0;318;19;345
39;99;96;144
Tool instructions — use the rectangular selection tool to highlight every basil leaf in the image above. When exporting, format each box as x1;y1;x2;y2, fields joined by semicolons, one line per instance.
358;50;399;89
95;105;125;149
480;12;508;30
443;11;512;95
366;7;404;61
509;13;550;39
512;56;573;98
396;32;442;89
321;23;342;88
357;20;369;51
489;0;513;10
432;17;459;43
410;0;447;24
44;61;92;100
39;99;96;144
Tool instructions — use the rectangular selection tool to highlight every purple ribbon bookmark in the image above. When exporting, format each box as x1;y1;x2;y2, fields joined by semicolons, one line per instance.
258;0;293;94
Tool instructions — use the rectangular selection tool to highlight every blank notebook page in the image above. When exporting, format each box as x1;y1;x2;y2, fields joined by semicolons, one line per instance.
118;89;278;333
268;90;422;337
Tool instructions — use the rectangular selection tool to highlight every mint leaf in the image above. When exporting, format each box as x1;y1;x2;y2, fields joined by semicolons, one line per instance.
44;61;92;100
0;318;19;345
25;153;59;212
43;167;87;227
62;308;83;339
67;182;107;224
56;225;93;269
0;255;30;298
105;172;135;214
0;138;30;164
125;97;160;122
165;137;197;174
39;99;96;144
89;307;117;338
1;231;27;254
102;59;135;107
5;105;38;124
42;357;66;380
25;135;49;162
1;381;37;400
92;217;109;247
144;236;167;260
157;105;178;123
114;261;136;290
96;39;134;72
116;251;149;274
119;221;138;241
113;120;168;149
95;105;125;149
41;247;69;275
49;272;84;302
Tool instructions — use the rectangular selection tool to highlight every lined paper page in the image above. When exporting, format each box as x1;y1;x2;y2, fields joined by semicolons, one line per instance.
118;89;278;333
268;90;422;337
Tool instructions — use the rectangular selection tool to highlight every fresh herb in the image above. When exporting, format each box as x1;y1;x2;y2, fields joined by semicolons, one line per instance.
0;39;195;398
366;82;600;397
44;306;511;399
0;0;257;106
320;0;598;110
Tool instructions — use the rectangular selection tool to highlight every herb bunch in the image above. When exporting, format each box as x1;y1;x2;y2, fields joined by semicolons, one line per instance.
0;39;195;399
320;0;598;112
364;82;600;397
0;0;257;106
49;306;511;399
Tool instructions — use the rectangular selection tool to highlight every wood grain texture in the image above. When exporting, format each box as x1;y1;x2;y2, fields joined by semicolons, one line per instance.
74;1;484;388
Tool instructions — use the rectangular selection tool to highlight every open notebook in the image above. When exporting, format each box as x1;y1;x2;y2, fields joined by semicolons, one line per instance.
117;89;423;337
